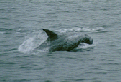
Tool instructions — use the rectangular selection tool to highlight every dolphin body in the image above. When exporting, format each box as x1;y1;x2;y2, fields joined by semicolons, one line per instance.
39;29;93;52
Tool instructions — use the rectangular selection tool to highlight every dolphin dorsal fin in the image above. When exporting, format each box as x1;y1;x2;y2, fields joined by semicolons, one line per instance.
42;29;58;41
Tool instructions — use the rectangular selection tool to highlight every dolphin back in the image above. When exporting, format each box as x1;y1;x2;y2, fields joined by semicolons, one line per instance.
42;29;93;52
42;29;58;41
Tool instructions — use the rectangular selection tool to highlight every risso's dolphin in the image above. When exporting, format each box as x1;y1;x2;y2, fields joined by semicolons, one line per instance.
39;29;93;52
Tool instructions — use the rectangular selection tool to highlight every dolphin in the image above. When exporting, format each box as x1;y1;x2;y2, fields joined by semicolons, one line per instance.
39;29;93;52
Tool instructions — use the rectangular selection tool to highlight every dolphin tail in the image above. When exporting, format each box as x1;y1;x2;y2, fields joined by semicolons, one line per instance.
42;29;58;41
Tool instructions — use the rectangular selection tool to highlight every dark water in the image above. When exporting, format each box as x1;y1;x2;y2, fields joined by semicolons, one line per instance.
0;0;121;82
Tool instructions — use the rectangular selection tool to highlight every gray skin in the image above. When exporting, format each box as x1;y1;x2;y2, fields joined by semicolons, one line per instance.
42;29;93;52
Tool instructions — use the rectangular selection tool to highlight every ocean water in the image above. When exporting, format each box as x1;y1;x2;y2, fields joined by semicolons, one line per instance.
0;0;121;82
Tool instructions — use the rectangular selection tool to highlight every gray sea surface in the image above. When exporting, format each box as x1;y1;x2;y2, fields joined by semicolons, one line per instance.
0;0;121;82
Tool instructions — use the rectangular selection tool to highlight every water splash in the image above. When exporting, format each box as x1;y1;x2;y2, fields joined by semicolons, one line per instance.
18;30;47;53
0;31;5;34
18;37;34;53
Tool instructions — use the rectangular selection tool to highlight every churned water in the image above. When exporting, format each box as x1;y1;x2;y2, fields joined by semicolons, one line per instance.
0;0;121;82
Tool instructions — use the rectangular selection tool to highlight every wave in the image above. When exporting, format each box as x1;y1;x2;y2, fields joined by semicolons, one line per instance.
56;27;106;33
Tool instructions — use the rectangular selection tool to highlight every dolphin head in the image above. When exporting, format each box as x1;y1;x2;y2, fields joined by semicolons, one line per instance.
81;34;93;45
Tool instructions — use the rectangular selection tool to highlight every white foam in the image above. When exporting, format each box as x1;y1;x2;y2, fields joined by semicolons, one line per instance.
91;27;105;32
75;43;96;50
